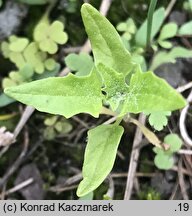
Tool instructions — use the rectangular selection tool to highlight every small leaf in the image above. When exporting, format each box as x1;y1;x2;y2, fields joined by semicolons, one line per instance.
0;94;15;108
65;53;94;76
34;20;68;54
9;38;29;52
23;42;46;73
44;59;57;71
44;116;58;126
135;7;165;47
77;124;124;197
1;42;11;58
81;3;133;75
158;40;173;49
178;21;192;36
19;64;34;80
164;134;182;153
158;23;178;41
4;69;103;118
154;154;174;170
117;18;136;41
49;21;68;44
146;111;171;131
150;47;192;70
2;78;17;88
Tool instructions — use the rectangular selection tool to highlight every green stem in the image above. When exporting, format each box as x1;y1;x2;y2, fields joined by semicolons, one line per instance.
146;0;158;49
41;0;57;23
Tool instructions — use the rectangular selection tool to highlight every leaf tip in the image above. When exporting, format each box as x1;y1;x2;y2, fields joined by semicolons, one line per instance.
81;3;91;12
76;182;90;198
4;87;13;98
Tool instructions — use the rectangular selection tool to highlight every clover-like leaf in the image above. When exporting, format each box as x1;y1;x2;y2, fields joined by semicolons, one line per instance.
49;21;68;44
153;133;182;170
145;111;171;131
23;42;47;73
164;134;182;153
117;18;137;41
4;69;103;118
1;42;11;58
9;38;29;52
154;153;174;170
34;21;68;54
44;58;57;71
77;124;124;197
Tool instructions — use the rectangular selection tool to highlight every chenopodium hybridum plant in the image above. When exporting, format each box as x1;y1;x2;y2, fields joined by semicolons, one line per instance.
5;4;186;197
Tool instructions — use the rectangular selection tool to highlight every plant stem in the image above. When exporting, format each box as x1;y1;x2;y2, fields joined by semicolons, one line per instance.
146;0;157;49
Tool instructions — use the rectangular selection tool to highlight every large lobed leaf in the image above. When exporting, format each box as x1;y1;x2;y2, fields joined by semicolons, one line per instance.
97;64;186;114
81;3;133;75
123;70;186;113
77;124;124;197
4;69;103;118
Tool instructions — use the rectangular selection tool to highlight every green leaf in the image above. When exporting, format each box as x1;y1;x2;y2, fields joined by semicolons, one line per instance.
132;54;147;72
158;23;178;41
117;18;136;41
0;94;15;108
44;58;57;71
77;124;124;197
122;70;186;114
154;154;174;170
97;63;128;111
164;134;182;153
136;7;165;47
4;69;103;118
44;116;58;126
178;21;192;36
65;53;94;76
158;40;173;49
9;38;29;52
81;3;133;75
153;133;182;170
23;42;47;74
34;63;60;80
34;21;68;54
79;192;94;200
1;42;10;58
150;47;192;70
19;64;34;80
49;21;68;44
145;111;171;131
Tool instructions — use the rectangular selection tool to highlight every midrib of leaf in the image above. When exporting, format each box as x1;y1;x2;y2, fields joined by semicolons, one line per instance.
88;12;115;60
83;131;113;183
